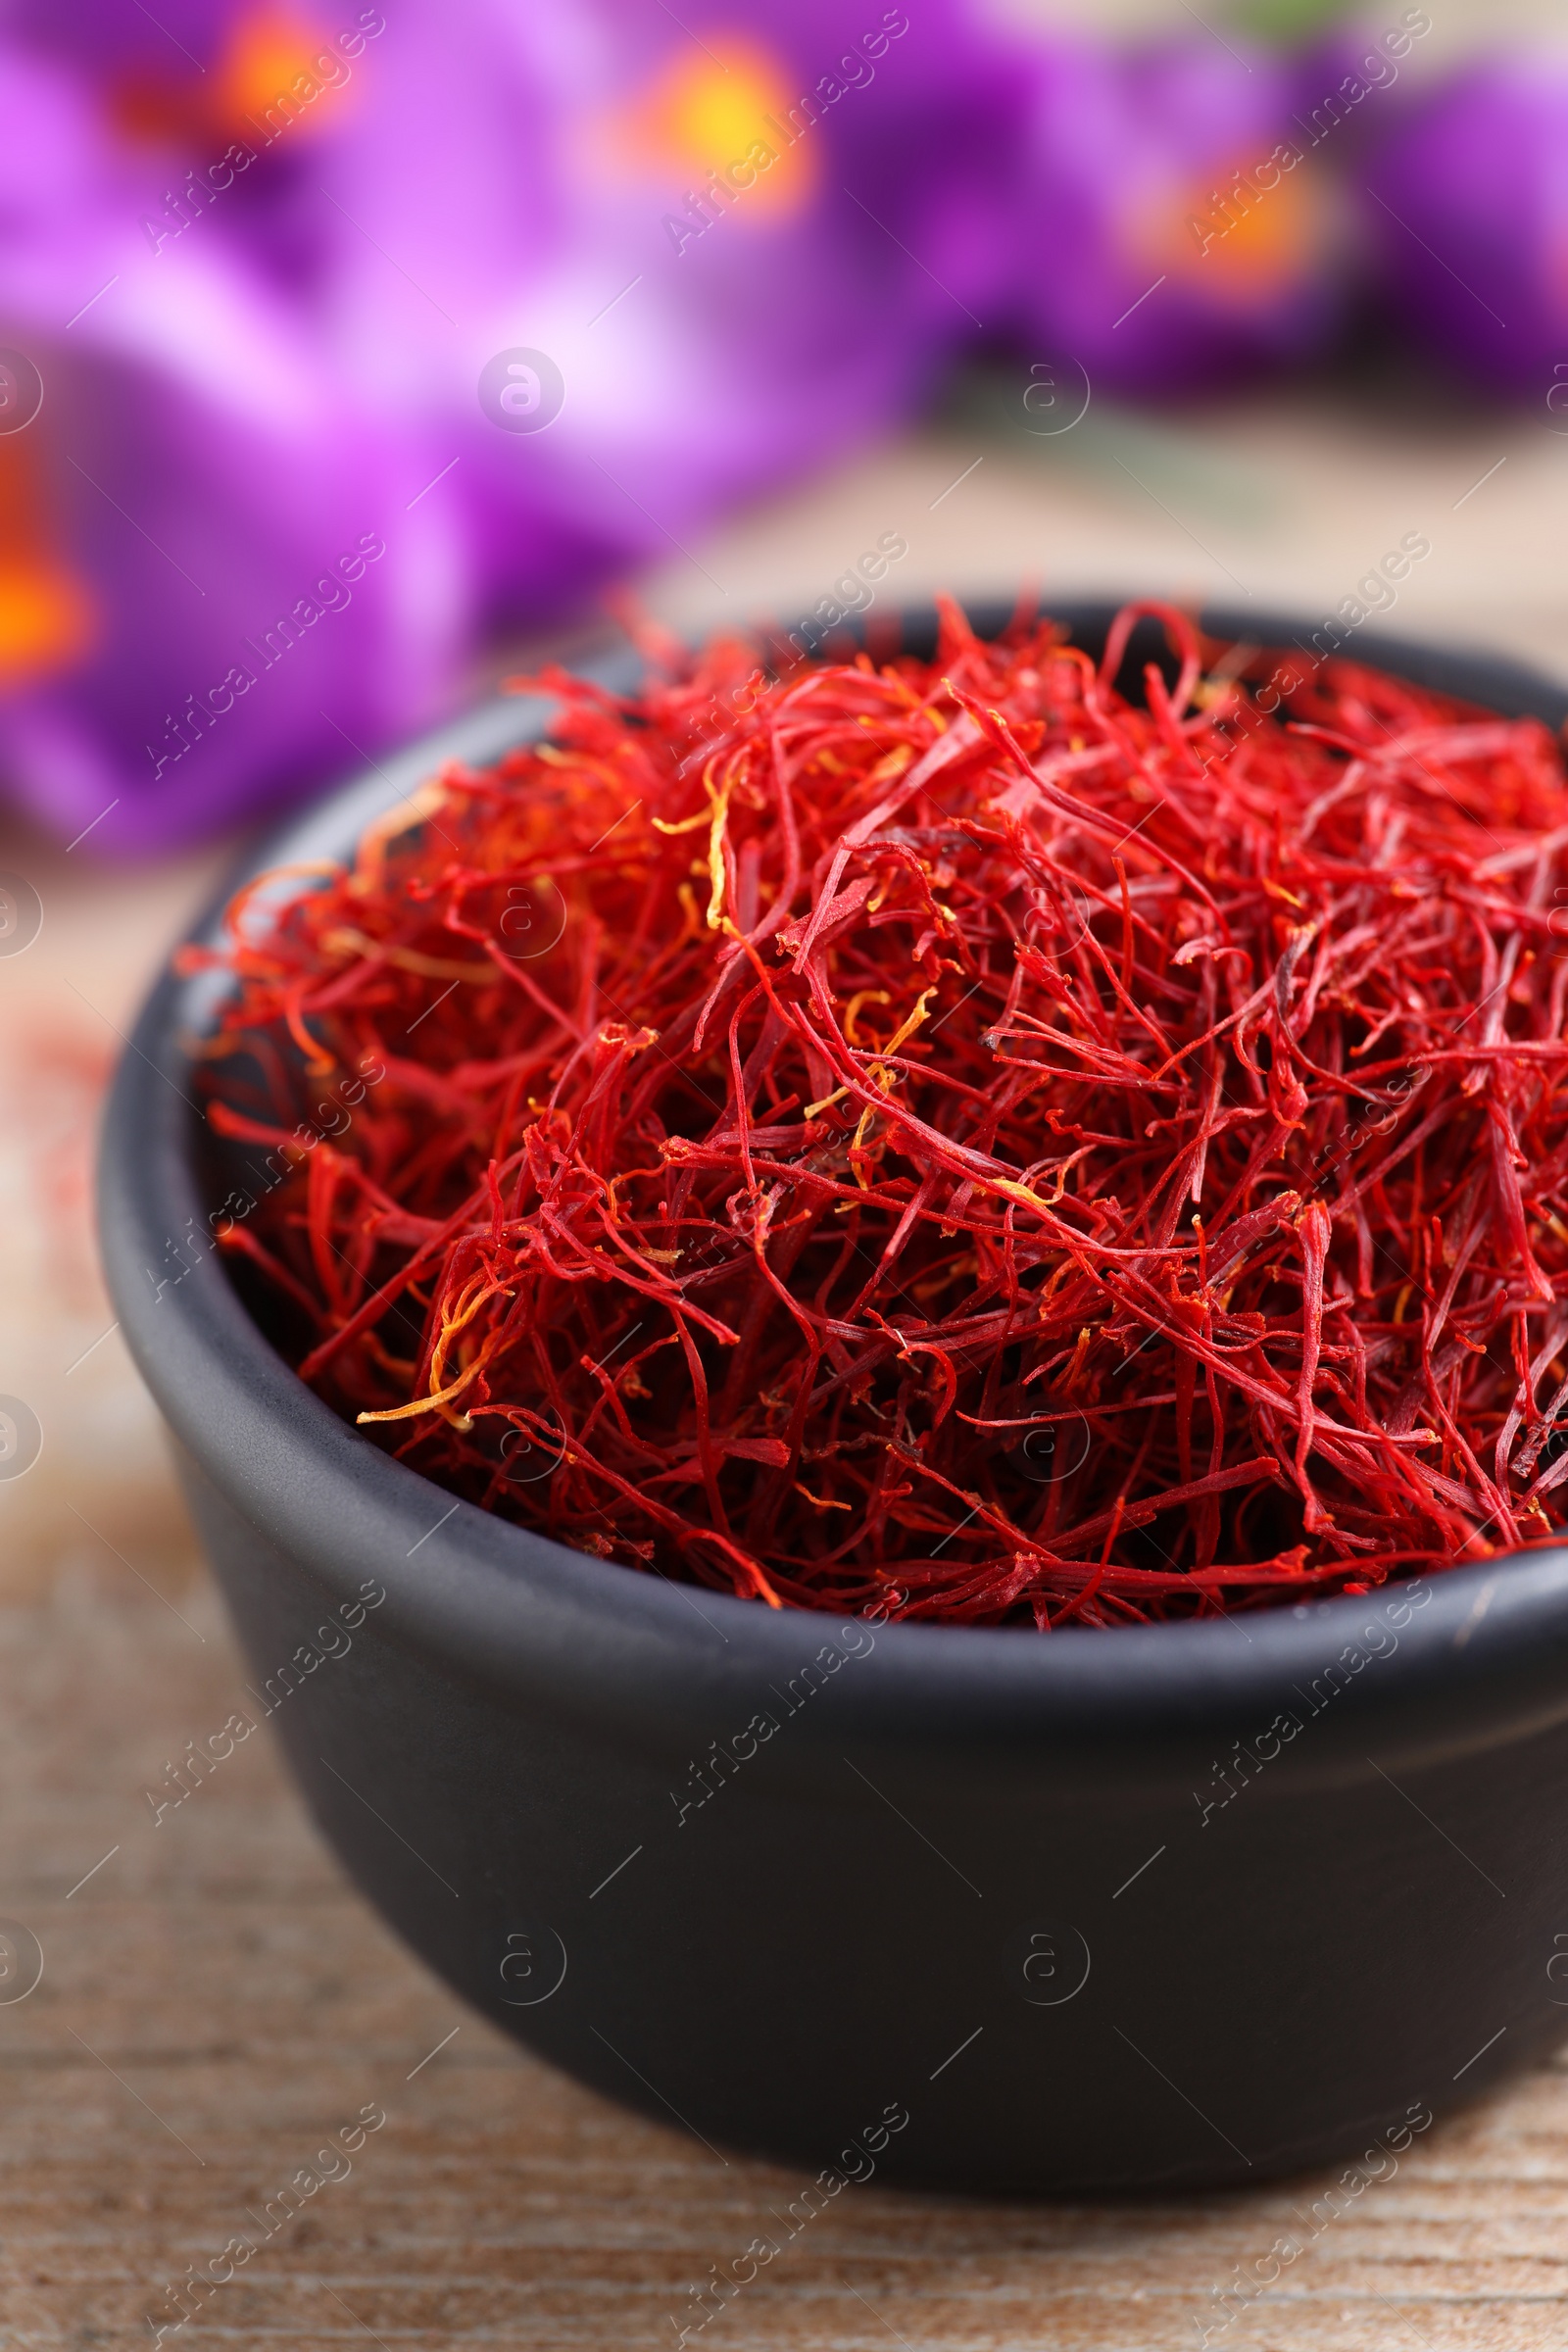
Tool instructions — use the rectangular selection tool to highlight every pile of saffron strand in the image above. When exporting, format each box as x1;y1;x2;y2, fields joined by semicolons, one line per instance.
190;598;1568;1627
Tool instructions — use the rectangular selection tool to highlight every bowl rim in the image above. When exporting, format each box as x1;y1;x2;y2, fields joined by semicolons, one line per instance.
96;596;1568;1791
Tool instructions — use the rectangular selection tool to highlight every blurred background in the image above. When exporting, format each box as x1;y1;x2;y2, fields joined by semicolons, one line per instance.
3;0;1566;1593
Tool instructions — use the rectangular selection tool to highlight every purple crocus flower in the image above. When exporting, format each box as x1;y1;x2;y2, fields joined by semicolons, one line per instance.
0;0;1025;851
1007;37;1342;397
1362;52;1568;397
0;320;473;858
0;14;486;854
311;0;1027;634
0;29;470;852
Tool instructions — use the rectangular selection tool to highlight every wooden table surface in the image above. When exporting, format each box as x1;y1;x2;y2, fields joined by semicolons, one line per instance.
7;397;1568;2348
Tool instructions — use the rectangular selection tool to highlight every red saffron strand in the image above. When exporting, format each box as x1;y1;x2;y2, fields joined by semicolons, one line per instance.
188;600;1568;1627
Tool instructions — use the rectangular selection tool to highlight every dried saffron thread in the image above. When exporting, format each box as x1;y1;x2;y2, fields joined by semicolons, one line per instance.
184;598;1568;1628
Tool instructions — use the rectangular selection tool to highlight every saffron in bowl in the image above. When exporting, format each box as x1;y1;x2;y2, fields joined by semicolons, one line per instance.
185;598;1568;1628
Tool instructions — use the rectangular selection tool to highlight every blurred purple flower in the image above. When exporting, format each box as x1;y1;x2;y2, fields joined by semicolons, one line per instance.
0;0;1023;852
1362;53;1568;396
0;350;472;858
0;66;471;854
1007;37;1342;396
311;0;1027;628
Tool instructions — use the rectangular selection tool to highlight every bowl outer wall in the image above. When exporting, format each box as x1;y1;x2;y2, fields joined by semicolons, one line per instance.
96;603;1568;1807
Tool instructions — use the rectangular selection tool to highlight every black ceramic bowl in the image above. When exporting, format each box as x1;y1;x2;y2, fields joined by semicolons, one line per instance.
100;603;1568;2196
